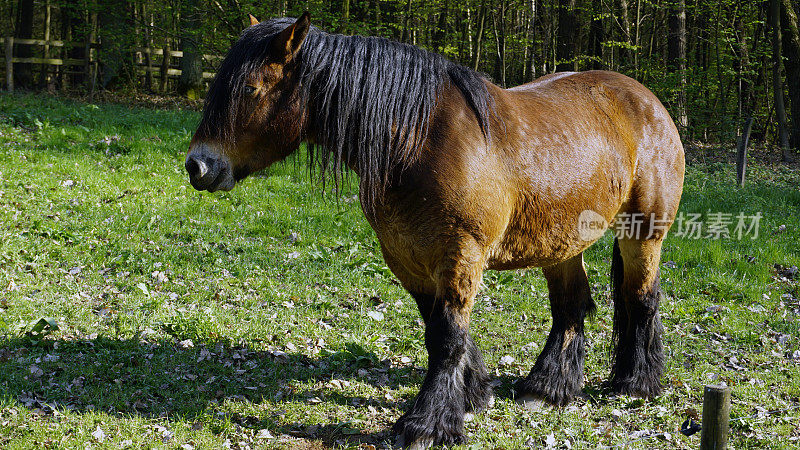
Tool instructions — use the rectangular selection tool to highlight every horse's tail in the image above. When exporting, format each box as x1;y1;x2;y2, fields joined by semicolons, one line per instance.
610;238;624;346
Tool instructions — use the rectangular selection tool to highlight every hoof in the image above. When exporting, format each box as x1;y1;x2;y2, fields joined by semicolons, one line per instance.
394;435;434;450
609;376;662;399
393;414;465;449
515;376;579;407
515;394;551;412
467;393;495;414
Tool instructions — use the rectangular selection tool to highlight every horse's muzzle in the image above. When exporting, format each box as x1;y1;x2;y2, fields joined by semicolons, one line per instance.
185;145;236;192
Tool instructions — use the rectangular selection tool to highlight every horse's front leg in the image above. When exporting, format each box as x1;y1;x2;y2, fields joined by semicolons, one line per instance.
394;253;491;448
516;252;593;406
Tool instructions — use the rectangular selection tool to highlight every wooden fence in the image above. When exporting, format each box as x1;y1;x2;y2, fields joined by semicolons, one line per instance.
1;37;221;94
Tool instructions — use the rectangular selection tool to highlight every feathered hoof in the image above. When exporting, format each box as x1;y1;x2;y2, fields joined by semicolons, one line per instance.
609;376;662;399
393;413;466;449
515;394;552;412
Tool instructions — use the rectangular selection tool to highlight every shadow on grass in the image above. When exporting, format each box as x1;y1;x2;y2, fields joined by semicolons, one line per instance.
0;336;418;446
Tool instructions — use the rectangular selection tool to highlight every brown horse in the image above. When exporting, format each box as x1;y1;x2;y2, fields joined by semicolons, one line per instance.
185;13;685;448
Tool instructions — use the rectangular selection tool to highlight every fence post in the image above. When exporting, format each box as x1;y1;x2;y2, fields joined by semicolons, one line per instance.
159;40;170;93
86;12;97;100
4;36;13;92
700;384;731;450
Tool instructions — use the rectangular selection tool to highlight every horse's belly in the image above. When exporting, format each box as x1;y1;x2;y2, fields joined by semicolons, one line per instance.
485;192;622;270
486;226;592;270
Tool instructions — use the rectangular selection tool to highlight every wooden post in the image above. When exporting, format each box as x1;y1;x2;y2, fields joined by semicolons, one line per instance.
4;36;13;92
700;384;731;450
736;116;754;187
39;0;51;89
86;12;97;99
144;12;154;91
159;41;171;93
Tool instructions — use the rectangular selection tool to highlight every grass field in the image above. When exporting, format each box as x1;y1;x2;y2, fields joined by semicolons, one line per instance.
0;92;799;449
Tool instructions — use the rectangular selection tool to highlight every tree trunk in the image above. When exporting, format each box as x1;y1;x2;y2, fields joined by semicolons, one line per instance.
524;0;537;79
401;0;414;43
556;0;577;72
770;0;793;161
633;0;641;76
432;0;449;53
734;9;754;124
177;0;203;98
616;0;632;69
4;35;12;92
466;5;473;62
13;0;34;89
38;0;52;89
373;0;381;32
668;0;688;129
341;0;350;33
781;0;800;149
144;11;154;92
86;12;98;98
473;1;486;71
98;0;134;88
493;0;507;86
541;1;553;73
589;0;604;70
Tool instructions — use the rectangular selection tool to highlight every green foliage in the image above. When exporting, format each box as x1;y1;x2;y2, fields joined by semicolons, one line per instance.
3;0;800;149
24;318;59;346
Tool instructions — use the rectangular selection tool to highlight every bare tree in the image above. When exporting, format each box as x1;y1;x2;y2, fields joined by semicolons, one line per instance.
668;0;688;129
178;0;203;98
556;0;577;72
770;0;793;161
98;0;134;88
781;0;800;149
492;0;507;86
472;0;487;71
734;8;754;123
616;0;632;68
13;0;34;88
589;0;604;70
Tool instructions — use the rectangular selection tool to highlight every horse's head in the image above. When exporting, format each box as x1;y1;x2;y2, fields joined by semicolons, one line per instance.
185;13;311;192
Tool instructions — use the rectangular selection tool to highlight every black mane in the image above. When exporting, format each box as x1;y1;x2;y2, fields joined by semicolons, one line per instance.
200;18;494;208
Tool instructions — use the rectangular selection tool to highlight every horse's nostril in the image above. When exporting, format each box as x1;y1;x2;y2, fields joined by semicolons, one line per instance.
185;157;199;177
185;156;209;178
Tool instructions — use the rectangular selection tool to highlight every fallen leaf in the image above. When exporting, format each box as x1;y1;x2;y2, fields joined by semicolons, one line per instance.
499;355;515;366
92;425;106;442
256;429;274;439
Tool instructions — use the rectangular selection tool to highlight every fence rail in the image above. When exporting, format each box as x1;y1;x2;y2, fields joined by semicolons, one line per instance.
1;37;220;93
0;37;97;49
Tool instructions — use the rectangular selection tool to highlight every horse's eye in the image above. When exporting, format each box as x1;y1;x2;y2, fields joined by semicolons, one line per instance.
243;85;257;96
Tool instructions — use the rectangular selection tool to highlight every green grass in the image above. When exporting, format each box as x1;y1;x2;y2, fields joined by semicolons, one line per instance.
0;92;799;449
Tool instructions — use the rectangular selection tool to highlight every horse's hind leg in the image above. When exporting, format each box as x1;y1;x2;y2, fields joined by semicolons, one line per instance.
609;237;664;398
516;252;594;406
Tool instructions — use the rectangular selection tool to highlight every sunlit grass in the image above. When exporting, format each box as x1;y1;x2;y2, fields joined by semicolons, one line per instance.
0;92;798;449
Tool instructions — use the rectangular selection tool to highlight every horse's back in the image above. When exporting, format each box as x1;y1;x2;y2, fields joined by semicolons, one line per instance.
483;71;684;268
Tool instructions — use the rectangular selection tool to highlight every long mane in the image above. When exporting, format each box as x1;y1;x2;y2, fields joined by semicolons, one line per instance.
200;18;495;209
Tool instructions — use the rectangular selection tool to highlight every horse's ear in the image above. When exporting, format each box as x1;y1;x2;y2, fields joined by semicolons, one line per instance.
274;12;310;62
248;14;259;27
